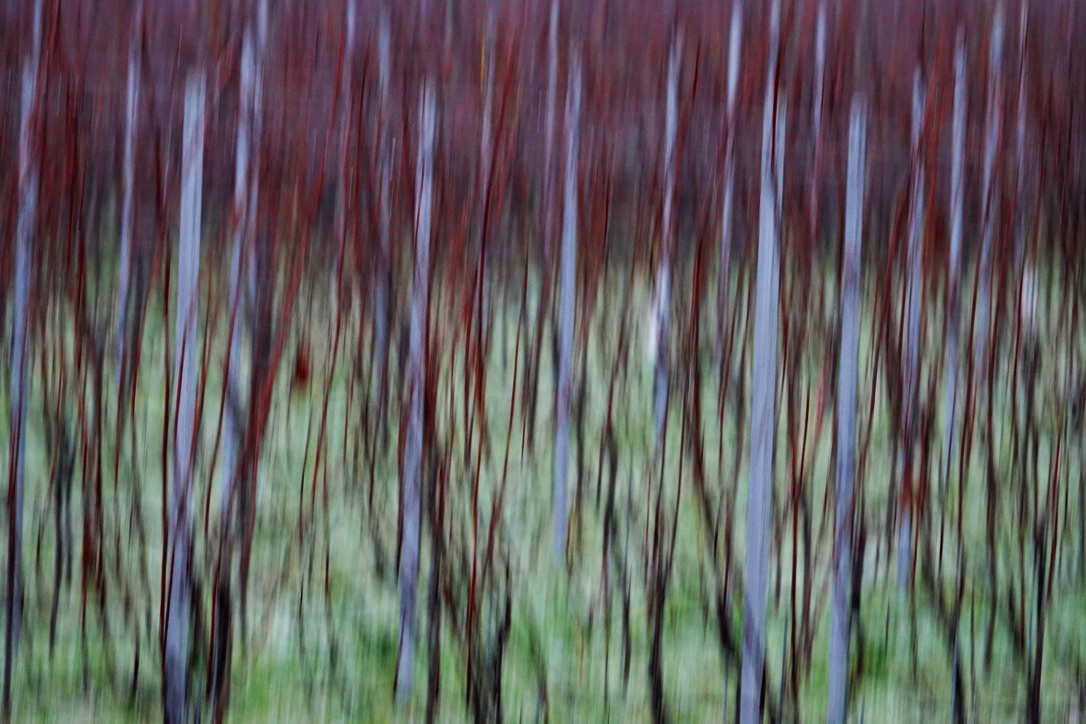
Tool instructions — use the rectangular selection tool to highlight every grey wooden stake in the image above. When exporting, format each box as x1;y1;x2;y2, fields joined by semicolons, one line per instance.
900;69;925;592
165;69;205;724
553;54;581;561
827;95;867;724
397;81;435;703
740;2;781;721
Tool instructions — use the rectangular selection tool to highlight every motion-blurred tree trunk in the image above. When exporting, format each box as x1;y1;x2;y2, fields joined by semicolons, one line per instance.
212;0;266;715
373;9;392;429
115;0;142;401
1013;4;1030;274
943;30;965;510
827;96;866;724
740;4;780;721
164;70;205;724
653;33;679;449
899;70;925;592
811;1;826;225
646;30;681;724
222;0;265;536
553;53;581;562
475;9;496;366
335;1;356;288
716;5;741;364
3;0;42;716
397;81;435;704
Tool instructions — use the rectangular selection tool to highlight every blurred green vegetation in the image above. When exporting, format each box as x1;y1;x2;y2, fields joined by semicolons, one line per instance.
2;263;1085;722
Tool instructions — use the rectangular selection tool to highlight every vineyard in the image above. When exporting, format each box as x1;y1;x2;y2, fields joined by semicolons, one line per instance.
2;0;1086;721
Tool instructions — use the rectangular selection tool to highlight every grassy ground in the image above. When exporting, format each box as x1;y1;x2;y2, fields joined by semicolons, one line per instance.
3;261;1086;722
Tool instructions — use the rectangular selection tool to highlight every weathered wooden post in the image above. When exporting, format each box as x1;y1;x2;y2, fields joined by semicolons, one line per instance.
397;79;436;703
827;94;867;724
553;52;581;561
740;2;781;721
165;69;205;724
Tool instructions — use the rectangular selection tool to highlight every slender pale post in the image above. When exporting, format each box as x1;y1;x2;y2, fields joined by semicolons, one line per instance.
213;9;250;687
974;7;1003;381
116;0;142;399
397;81;435;703
811;1;826;223
334;0;356;283
899;69;925;591
542;0;559;263
3;0;42;715
223;0;266;524
716;4;742;361
827;96;867;724
740;3;781;721
477;10;496;336
1014;2;1029;272
165;70;205;724
553;55;581;561
654;33;681;447
943;30;966;493
374;9;392;416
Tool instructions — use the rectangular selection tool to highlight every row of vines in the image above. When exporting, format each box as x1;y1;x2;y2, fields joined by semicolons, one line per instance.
2;0;1086;721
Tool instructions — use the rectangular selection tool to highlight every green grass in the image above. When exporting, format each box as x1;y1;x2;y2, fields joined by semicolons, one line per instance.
2;258;1085;722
